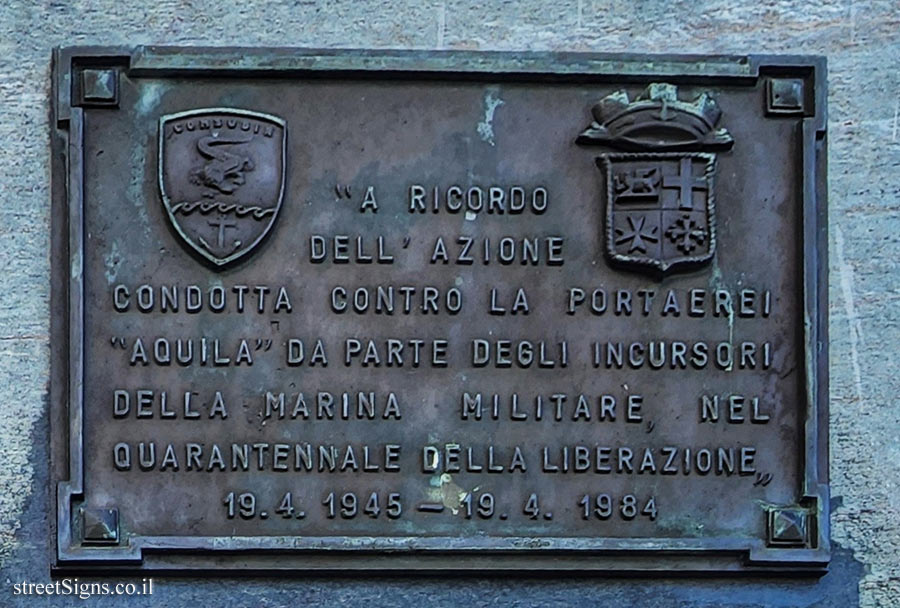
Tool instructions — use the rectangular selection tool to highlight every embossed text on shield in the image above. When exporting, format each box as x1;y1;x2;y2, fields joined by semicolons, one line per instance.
158;108;286;266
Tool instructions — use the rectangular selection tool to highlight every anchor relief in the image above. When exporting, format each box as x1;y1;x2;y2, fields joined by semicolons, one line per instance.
158;108;286;267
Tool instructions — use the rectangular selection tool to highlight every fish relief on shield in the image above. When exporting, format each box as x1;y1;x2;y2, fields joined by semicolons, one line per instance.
577;83;734;274
158;108;286;267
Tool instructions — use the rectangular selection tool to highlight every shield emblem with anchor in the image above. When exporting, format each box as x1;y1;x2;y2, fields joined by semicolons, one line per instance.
158;108;286;267
577;84;733;274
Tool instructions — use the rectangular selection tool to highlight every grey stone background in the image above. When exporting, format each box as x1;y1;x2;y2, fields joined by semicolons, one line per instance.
0;0;897;606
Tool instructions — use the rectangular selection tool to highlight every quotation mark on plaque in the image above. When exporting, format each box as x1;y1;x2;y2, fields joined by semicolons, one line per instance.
754;472;773;487
335;184;353;199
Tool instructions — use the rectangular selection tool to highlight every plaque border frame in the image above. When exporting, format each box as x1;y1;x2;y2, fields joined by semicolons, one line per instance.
50;47;829;574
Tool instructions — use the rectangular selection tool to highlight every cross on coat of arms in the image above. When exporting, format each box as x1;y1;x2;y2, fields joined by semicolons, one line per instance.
577;83;734;274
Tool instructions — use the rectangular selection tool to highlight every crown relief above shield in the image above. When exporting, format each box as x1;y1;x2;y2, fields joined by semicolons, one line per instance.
577;83;734;275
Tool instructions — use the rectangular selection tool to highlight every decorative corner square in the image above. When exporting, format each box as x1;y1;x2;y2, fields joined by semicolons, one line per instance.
766;78;804;115
79;68;118;107
767;506;809;547
82;508;119;544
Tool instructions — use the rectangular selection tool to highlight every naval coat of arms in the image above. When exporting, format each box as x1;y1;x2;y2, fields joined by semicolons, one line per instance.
577;83;734;274
158;108;286;266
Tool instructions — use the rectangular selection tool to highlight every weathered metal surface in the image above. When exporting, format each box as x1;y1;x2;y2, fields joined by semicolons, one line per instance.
50;47;828;573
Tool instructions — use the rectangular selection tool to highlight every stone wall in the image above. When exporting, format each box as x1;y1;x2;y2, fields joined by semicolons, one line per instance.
1;1;898;606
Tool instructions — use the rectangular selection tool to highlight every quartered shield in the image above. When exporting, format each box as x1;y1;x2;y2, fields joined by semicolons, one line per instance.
158;108;286;266
600;152;717;273
577;83;733;274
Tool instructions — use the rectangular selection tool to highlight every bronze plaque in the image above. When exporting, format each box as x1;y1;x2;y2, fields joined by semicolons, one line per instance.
51;48;829;573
